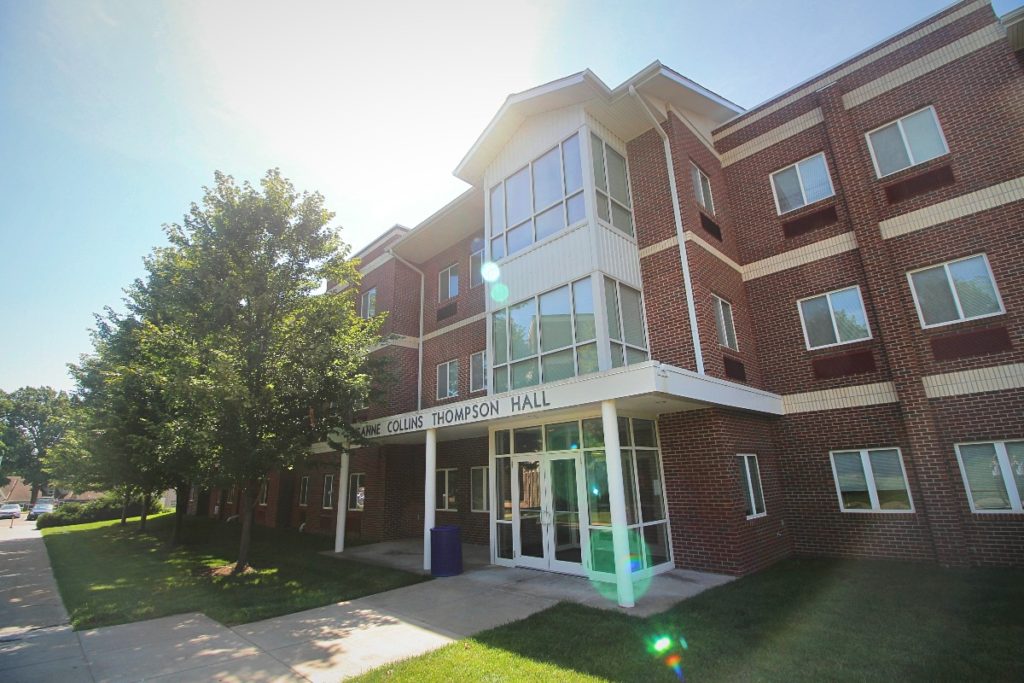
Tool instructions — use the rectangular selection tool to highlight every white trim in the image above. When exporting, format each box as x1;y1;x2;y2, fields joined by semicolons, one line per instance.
829;448;915;513
906;253;1004;329
439;263;459;303
796;285;872;350
436;467;458;511
738;453;767;519
769;151;836;215
691;162;715;215
436;359;459;401
865;106;950;179
954;441;1024;514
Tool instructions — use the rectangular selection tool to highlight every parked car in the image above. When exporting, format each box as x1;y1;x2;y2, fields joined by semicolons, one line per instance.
0;503;21;519
27;503;54;521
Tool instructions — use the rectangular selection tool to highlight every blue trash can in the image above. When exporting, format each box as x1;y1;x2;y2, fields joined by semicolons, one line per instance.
430;525;463;577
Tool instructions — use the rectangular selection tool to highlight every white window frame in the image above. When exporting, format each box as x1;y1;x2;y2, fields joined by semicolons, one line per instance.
738;454;766;519
470;240;484;288
906;253;1004;329
865;105;949;179
691;162;715;215
605;276;650;368
470;351;487;393
712;294;738;351
796;285;872;350
769;152;835;215
322;474;335;510
470;465;489;513
591;132;635;237
436;359;459;400
439;263;458;302
955;441;1024;514
298;475;310;507
829;448;914;514
360;287;376;319
348;472;365;511
258;478;269;506
436;468;458;511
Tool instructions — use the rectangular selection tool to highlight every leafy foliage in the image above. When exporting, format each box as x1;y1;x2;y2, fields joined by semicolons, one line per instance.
36;494;162;529
0;386;73;499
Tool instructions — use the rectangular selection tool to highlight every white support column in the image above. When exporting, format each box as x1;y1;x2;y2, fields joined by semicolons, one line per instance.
423;428;437;572
601;400;635;608
334;449;350;553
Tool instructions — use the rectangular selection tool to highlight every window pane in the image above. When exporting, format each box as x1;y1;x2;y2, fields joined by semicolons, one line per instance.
869;449;910;510
589;528;615;573
633;419;656;448
582;418;603;448
471;352;485;392
748;457;765;515
585;450;610;525
493;367;508;394
511;358;539;389
540;286;572;352
533;146;562;211
606;146;630;207
772;166;803;213
566;192;585;225
514;426;543;453
576;343;599;375
448;361;459;396
869;123;911;176
562;134;583;194
717;298;738;350
491;235;505;260
635;449;665;521
495;431;511;456
960;443;1011;510
621;449;639;525
447;471;458;509
1006;442;1024;503
542;349;575;382
572;278;596;342
497;458;512;520
902;109;945;164
471;468;485;511
611;201;634;236
911;266;959;325
643;523;670;566
610;342;625;368
739;457;755;516
492;310;507;364
471;250;483;288
535;202;566;241
490;184;505;234
829;287;870;342
948;256;1000;319
506;167;531;226
605;278;621;341
509;299;537;360
591;133;607;192
545;421;581;451
800;295;838;347
701;173;715;215
691;165;704;207
798;154;833;204
507;220;533;255
619;285;645;349
497;522;513;558
448;266;458;299
437;363;449;398
833;452;871;510
626;347;648;365
596;191;611;223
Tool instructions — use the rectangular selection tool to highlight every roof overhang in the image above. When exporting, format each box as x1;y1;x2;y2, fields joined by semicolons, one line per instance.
389;187;483;263
352;224;410;261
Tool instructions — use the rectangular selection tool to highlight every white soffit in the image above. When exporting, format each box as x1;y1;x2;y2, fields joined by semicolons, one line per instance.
390;187;484;263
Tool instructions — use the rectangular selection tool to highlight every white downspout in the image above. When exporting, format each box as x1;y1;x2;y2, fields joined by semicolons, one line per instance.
388;250;426;410
628;86;705;375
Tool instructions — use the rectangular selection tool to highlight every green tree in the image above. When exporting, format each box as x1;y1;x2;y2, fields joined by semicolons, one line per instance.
1;386;72;503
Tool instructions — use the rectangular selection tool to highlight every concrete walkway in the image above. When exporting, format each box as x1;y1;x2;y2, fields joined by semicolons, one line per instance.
0;524;732;681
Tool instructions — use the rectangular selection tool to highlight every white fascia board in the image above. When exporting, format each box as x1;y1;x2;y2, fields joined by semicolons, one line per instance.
655;364;784;415
353;224;410;261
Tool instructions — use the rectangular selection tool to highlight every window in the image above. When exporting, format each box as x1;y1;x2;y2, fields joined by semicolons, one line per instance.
866;106;948;178
439;263;458;302
691;163;714;215
907;254;1003;328
258;479;269;506
798;286;871;350
489;133;585;260
830;448;912;512
470;236;484;288
605;277;649;368
348;473;365;511
322;474;335;509
437;359;458;399
470;351;487;393
738;454;766;518
955;441;1024;513
712;294;738;351
436;469;458;511
592;133;633;236
770;152;834;214
360;287;376;318
471;466;489;513
298;476;310;507
491;277;598;393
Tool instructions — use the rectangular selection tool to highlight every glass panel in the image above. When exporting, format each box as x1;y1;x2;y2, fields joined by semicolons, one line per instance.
800;295;838;347
902;109;945;164
542;350;575;382
869;123;911;176
562;134;583;194
591;133;607;192
911;266;959;325
605;146;630;207
518;460;543;558
566;192;585;225
572;278;596;342
1006;442;1024;503
718;298;738;350
610;343;625;368
621;449;639;525
511;358;539;389
470;249;483;288
493;367;508;394
948;256;1000;319
505;167;531;226
619;285;646;348
446;470;458;509
833;452;871;510
435;470;446;508
582;418;604;448
506;220;532;255
701;173;714;215
772;166;804;213
535;202;565;241
596;190;611;222
545;422;581;451
748;457;765;515
691;164;703;206
829;288;869;342
626;346;649;366
497;522;513;558
551;458;583;564
633;419;657;448
471;352;485;392
533;146;562;211
643;523;670;567
490;235;505;261
739;457;755;516
576;343;599;375
618;416;632;447
471;468;485;511
635;449;665;520
585;450;610;525
497;457;511;519
589;529;615;574
797;154;833;204
611;201;634;236
490;184;505;234
492;310;508;365
629;528;644;572
495;431;511;456
513;426;542;453
604;278;621;341
509;300;537;360
437;363;449;398
540;286;572;352
448;361;459;396
868;449;910;510
960;443;1011;510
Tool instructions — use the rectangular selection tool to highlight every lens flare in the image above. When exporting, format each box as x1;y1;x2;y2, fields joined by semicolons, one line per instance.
653;636;672;653
481;261;500;282
585;528;653;602
490;282;509;303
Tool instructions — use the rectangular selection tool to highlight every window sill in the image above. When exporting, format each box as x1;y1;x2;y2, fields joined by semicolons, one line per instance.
918;310;1004;331
804;336;874;353
745;512;767;520
838;509;915;515
776;195;836;219
874;153;951;182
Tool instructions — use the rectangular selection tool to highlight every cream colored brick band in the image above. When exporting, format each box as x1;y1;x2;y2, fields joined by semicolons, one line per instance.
638;235;679;259
843;24;1005;109
422;312;487;342
922;363;1024;398
880;176;1024;239
782;381;899;414
373;334;419;351
742;233;859;282
714;0;989;140
684;232;743;274
720;109;823;167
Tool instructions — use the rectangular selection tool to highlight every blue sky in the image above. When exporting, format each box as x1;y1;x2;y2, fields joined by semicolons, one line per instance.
1;0;1020;392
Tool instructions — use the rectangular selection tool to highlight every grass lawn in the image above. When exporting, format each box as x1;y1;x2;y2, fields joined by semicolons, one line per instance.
355;558;1024;682
43;513;427;629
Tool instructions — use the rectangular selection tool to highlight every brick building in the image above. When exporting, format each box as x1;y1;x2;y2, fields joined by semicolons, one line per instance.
197;0;1024;607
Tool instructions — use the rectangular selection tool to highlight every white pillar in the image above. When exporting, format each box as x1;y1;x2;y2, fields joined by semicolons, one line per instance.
334;450;350;553
601;400;635;608
423;428;437;571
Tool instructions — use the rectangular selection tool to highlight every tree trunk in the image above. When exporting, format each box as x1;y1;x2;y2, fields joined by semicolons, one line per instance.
139;492;151;531
233;485;255;575
29;485;39;505
169;482;189;547
120;493;129;525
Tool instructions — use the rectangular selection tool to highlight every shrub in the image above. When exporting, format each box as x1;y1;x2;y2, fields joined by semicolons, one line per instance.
36;494;163;529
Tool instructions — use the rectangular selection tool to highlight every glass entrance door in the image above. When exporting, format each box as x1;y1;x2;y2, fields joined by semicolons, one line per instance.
512;454;589;574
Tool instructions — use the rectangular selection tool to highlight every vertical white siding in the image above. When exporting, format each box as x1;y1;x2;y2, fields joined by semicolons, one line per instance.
596;225;643;288
483;106;587;191
487;223;594;307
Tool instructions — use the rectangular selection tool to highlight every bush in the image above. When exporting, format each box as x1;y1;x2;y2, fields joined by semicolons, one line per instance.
36;494;163;529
